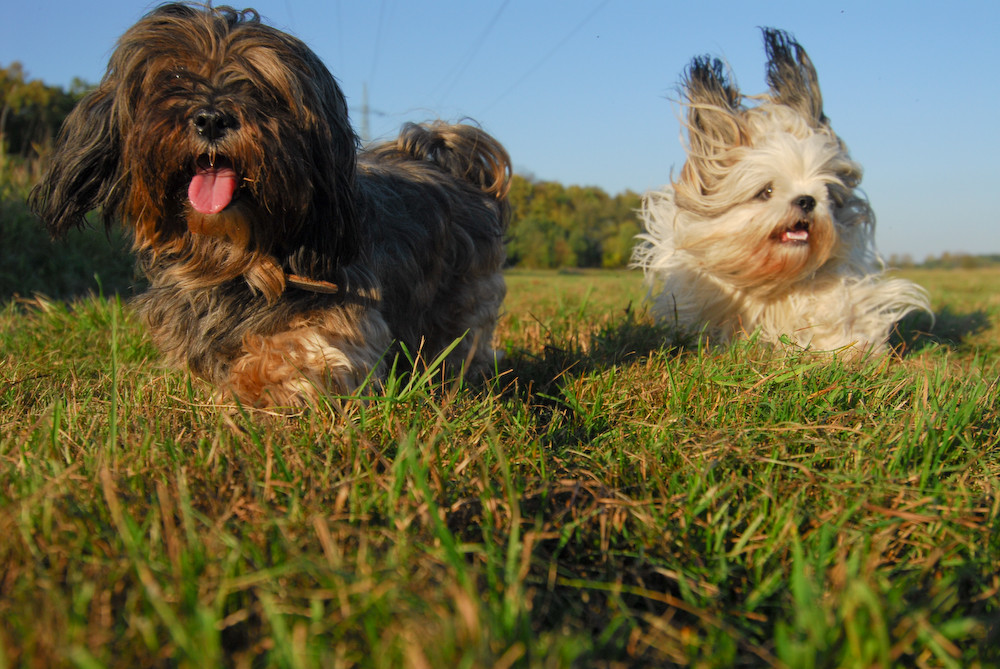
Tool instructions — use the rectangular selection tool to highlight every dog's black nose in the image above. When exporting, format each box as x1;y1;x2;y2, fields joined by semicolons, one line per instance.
193;109;238;142
795;195;816;214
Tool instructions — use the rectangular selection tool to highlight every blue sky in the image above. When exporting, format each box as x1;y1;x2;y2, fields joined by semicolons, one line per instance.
3;1;998;261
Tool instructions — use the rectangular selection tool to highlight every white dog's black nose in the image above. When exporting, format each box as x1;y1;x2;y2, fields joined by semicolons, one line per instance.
193;109;238;142
795;195;816;214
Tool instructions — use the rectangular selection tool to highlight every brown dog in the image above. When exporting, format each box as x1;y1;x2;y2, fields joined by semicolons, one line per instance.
31;3;512;406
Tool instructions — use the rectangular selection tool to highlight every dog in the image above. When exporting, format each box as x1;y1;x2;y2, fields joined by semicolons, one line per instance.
30;3;512;406
631;28;930;355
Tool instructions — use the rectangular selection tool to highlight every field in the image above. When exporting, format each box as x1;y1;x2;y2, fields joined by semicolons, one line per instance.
1;261;998;667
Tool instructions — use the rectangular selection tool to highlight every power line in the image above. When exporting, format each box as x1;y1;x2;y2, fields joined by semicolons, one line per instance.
432;0;511;105
479;0;610;115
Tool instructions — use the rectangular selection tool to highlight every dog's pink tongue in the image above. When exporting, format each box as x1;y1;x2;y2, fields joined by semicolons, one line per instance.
188;166;237;215
783;229;809;242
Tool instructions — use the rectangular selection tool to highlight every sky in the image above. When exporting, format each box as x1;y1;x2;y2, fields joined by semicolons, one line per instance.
3;0;998;261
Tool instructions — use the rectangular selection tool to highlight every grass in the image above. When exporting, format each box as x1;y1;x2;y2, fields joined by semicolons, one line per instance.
2;253;999;666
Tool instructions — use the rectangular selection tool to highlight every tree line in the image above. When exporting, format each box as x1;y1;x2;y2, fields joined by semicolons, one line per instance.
2;63;646;269
0;63;89;157
506;175;642;269
889;252;1000;270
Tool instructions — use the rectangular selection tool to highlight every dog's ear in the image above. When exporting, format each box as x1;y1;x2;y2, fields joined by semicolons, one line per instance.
683;56;744;153
763;28;827;127
676;56;746;205
29;81;124;238
277;45;363;278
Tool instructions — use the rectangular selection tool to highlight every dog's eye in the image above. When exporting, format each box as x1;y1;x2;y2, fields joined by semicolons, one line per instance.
756;185;774;201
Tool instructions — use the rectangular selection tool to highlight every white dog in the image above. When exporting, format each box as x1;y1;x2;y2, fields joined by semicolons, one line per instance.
632;28;930;355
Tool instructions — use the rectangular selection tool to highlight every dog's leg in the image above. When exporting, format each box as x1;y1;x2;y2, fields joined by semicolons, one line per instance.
226;310;390;406
435;271;505;379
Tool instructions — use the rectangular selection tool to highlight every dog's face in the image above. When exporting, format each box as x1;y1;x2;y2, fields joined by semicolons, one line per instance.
31;3;360;293
672;30;867;296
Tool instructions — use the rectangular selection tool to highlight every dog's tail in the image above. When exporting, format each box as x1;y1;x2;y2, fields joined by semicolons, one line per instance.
392;121;512;214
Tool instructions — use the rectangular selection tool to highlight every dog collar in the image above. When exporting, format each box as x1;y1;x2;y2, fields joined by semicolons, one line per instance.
285;273;339;294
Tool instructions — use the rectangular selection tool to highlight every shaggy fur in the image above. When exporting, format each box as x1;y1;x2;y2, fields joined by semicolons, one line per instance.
30;3;511;406
632;28;930;355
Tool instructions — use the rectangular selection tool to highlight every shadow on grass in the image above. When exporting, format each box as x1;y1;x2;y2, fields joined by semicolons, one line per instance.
446;473;774;665
505;300;995;398
892;305;992;355
499;305;681;397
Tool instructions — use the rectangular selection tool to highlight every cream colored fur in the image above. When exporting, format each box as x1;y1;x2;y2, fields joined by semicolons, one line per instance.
632;30;931;356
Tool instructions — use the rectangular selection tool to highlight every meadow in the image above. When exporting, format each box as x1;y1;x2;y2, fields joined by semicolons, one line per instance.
1;165;998;665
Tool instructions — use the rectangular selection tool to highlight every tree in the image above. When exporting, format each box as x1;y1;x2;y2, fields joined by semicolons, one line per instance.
506;174;643;269
1;62;88;156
